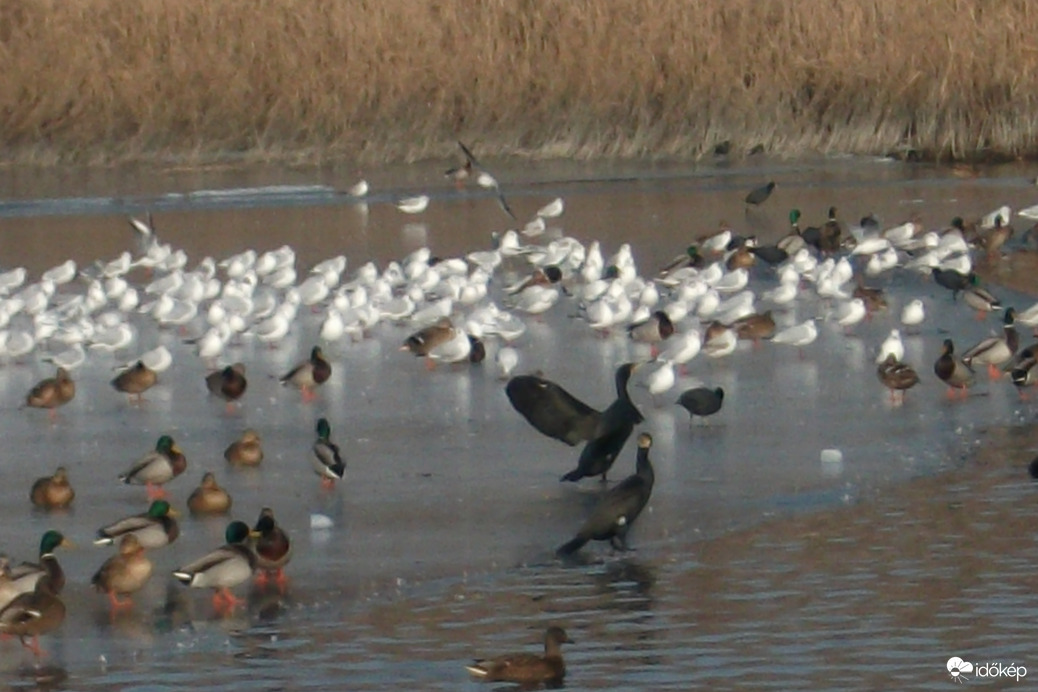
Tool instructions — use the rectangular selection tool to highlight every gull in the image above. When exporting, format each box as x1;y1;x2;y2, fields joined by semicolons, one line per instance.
129;213;157;253
250;305;293;346
981;205;1011;229
495;346;519;379
876;329;905;363
219;250;257;279
312;255;347;285
396;195;430;214
0;267;26;294
5;329;36;359
835;298;867;330
192;324;232;363
119;346;172;373
659;328;702;369
43;343;86;370
255;246;296;277
643;359;677;402
772;318;818;350
346;179;369;197
90;323;135;352
901;299;926;329
703;323;737;358
100;252;134;278
427;327;473;365
536;197;565;219
320;309;346;342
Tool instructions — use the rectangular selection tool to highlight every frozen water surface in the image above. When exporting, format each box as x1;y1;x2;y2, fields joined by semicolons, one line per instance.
0;157;1036;689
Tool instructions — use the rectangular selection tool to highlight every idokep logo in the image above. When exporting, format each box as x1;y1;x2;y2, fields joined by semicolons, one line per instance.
947;657;1027;683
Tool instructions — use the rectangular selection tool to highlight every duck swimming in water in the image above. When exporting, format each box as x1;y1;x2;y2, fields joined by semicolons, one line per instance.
465;626;571;686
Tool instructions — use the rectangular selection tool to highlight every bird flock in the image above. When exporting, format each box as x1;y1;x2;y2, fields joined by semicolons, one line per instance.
1;154;1036;686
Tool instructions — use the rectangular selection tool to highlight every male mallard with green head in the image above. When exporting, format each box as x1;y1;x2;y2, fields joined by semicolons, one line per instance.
118;435;187;500
173;520;257;615
95;500;180;549
312;418;346;488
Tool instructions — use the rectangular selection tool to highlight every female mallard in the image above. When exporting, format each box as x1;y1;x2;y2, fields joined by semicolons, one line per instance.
313;418;346;488
206;363;247;412
91;534;152;611
9;530;71;595
962;307;1018;378
279;346;331;402
627;311;675;348
401;317;455;358
187;472;233;515
111;360;158;402
95;500;180;549
251;508;291;590
0;575;65;659
173;520;257;614
29;467;75;510
118;435;187;500
877;354;920;403
934;339;974;399
25;367;75;420
225;429;263;467
465;626;571;685
731;312;776;345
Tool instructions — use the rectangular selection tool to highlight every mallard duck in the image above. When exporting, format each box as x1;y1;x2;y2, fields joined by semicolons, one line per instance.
1011;351;1038;397
962;307;1018;378
749;243;788;266
118;435;187;500
173;520;257;614
187;472;232;515
877;354;920;403
658;245;706;277
776;209;805;255
934;339;974;399
505;266;563;295
981;214;1012;260
111;360;158;402
852;276;888;314
0;575;65;659
25;367;75;420
676;387;725;423
744;181;776;206
225;429;263;466
91;534;152;611
401;317;454;359
9;531;71;595
95;500;180;549
725;243;757;271
627;310;674;349
251;508;292;590
772;318;818;352
963;282;1002;320
313;418;346;488
731;311;775;345
466;626;571;685
703;322;738;358
279;345;331;402
558;432;655;555
29;466;75;510
206;363;247;412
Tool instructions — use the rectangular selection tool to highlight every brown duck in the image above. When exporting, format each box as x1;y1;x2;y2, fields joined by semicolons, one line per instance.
91;534;153;611
279;346;331;402
877;354;920;403
187;472;233;516
29;467;75;510
225;429;264;467
251;507;291;591
25;367;75;420
465;626;571;685
934;339;974;399
206;363;247;412
0;575;65;659
111;361;158;402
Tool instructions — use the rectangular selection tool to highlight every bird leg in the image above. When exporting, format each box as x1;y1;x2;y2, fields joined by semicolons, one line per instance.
214;587;245;612
145;483;167;501
108;590;134;610
20;635;43;659
254;571;269;588
225;401;237;416
274;568;289;593
320;477;336;490
48;408;57;424
301;387;316;403
987;363;1002;380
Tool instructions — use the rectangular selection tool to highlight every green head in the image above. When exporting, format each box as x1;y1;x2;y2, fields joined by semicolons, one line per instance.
40;530;69;556
789;209;801;225
951;216;965;231
155;435;175;453
685;245;700;259
603;265;620;280
146;500;172;518
225;520;251;544
1004;307;1016;324
316;418;331;440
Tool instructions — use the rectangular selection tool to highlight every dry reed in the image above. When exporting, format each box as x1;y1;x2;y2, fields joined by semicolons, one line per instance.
1;0;1037;165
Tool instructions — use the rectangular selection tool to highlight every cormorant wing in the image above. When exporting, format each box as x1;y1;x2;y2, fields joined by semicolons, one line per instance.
505;375;601;446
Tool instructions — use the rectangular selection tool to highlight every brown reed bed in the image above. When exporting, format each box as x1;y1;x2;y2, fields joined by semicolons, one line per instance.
2;0;1038;166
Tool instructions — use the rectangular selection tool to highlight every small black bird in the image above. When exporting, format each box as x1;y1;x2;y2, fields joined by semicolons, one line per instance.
557;433;656;556
676;387;725;423
931;267;975;299
744;181;776;206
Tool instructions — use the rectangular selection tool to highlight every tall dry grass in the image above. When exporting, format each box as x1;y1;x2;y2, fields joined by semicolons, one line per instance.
2;0;1038;165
